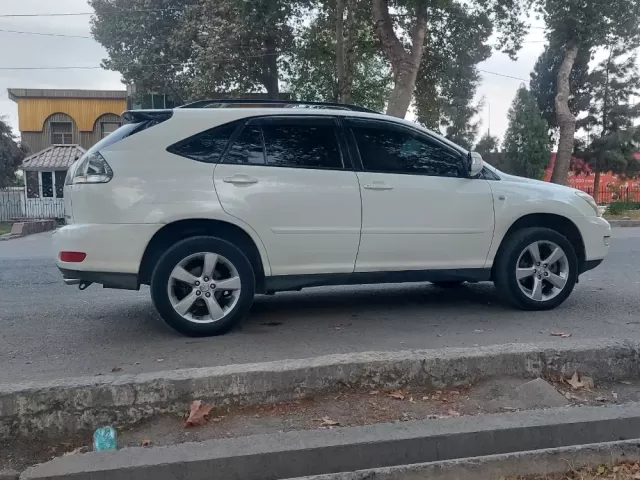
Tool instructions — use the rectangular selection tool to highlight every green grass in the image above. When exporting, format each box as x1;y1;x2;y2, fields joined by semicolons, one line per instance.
0;223;12;236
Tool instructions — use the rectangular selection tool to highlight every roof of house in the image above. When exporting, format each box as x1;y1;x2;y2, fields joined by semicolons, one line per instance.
8;88;127;102
21;145;86;171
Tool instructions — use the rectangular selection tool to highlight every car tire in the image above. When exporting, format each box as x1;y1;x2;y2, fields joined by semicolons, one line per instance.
494;227;578;311
431;281;465;288
150;236;255;337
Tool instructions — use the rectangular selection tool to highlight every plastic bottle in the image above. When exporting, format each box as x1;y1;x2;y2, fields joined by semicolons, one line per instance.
93;426;117;451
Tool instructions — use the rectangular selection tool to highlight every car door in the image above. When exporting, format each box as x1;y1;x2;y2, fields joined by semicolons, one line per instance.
346;117;495;272
214;115;362;276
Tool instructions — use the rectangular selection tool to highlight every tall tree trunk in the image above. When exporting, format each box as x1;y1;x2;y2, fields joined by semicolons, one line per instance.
550;43;579;185
262;35;280;99
336;0;346;103
592;168;601;203
343;0;355;104
372;0;427;118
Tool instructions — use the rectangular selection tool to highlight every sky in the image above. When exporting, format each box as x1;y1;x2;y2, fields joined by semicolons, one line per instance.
0;0;549;143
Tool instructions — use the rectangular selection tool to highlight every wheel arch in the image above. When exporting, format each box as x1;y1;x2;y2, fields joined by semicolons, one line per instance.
492;214;586;276
139;218;269;292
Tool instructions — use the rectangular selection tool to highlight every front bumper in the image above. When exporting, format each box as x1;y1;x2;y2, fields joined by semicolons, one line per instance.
572;216;611;263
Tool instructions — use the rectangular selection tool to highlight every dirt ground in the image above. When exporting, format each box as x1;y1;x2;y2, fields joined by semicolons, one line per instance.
3;376;640;473
511;460;640;479
605;210;640;221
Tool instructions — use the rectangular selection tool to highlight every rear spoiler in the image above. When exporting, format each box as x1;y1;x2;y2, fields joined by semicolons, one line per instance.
121;109;173;124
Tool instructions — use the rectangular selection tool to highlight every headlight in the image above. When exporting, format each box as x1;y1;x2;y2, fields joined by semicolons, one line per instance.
575;191;601;217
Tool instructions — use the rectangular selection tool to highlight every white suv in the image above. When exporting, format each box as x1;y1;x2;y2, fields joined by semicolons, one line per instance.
53;100;611;336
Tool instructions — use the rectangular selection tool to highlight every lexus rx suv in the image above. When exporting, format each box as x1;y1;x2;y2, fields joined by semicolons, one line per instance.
53;100;611;336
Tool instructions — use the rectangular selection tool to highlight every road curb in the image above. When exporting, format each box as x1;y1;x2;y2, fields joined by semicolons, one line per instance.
292;439;640;480
1;339;638;441
609;220;640;227
20;403;640;480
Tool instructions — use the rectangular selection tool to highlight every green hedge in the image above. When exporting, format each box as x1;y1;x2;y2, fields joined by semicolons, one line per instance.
608;202;640;215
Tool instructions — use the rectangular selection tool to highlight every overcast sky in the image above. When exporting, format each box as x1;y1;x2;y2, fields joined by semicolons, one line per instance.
0;0;549;143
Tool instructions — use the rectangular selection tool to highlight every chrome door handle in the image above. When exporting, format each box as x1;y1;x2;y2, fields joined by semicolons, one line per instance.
363;183;394;191
223;174;259;185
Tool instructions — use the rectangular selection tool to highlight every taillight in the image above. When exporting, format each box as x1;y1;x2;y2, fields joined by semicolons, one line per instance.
72;152;113;184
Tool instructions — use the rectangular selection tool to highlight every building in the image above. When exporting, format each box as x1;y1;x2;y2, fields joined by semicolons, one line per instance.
7;88;127;218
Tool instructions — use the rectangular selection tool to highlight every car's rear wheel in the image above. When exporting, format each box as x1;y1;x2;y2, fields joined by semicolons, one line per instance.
494;227;578;311
150;236;255;336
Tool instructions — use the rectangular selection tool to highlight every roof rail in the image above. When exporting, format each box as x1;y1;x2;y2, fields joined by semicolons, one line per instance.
177;98;379;114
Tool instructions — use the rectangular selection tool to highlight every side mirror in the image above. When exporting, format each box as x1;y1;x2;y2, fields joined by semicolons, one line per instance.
468;151;484;177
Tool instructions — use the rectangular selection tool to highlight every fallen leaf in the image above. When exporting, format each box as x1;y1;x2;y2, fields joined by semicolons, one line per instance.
331;324;344;330
473;329;485;333
567;372;594;390
319;416;340;427
447;409;461;417
598;465;606;474
110;367;122;373
422;396;430;401
595;396;607;402
620;380;633;385
613;392;619;400
156;358;164;363
409;397;415;403
388;390;405;400
141;440;151;447
134;362;141;365
369;390;379;395
63;447;85;456
185;400;214;427
550;332;572;338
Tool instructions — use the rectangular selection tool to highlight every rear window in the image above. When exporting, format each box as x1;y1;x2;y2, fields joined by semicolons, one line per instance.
89;122;144;153
167;121;242;163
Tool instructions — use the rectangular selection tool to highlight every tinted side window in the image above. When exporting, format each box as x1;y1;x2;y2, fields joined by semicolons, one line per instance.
225;126;265;165
168;121;240;163
261;125;343;169
352;125;463;178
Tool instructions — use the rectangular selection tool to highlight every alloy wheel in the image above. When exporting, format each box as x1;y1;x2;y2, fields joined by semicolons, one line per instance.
515;240;569;302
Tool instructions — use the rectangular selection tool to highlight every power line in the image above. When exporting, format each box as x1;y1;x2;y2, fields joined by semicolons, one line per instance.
0;9;182;18
478;69;528;81
0;28;91;39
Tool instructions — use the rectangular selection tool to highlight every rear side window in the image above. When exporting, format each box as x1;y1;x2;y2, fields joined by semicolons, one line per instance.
225;126;265;165
168;120;241;163
262;124;343;169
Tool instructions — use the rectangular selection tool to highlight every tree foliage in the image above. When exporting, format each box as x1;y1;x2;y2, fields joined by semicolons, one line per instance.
0;118;26;189
503;86;551;180
414;5;492;149
533;0;640;185
576;46;640;200
474;131;511;171
286;1;391;111
529;41;591;132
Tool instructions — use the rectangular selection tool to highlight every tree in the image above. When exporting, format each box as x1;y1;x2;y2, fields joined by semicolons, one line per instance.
91;0;298;100
413;5;492;149
529;41;591;135
503;86;551;180
577;46;640;202
0;118;26;189
286;0;391;111
535;0;640;185
474;131;511;172
372;0;527;118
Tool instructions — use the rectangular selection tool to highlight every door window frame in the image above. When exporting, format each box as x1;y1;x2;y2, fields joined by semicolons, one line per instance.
344;117;469;178
220;115;352;171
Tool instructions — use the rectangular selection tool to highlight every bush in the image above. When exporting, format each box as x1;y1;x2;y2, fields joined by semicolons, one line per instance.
608;202;640;215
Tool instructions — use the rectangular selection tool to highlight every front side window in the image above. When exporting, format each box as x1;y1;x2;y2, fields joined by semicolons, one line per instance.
51;122;73;145
167;121;241;163
261;124;343;169
351;123;464;178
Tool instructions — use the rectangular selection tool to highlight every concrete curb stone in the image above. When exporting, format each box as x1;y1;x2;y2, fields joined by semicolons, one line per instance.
0;470;20;480
19;403;640;480
2;339;639;440
292;440;640;480
609;220;640;227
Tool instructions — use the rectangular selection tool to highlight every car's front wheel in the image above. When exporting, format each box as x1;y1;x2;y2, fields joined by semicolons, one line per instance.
150;236;255;336
494;227;578;311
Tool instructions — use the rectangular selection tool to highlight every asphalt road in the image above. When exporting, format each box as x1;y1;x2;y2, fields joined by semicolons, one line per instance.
1;229;639;384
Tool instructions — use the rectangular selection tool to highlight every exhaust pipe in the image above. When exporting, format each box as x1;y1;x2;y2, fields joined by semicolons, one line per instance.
64;278;81;286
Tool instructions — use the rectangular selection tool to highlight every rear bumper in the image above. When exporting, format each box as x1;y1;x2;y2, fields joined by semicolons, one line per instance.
59;267;139;290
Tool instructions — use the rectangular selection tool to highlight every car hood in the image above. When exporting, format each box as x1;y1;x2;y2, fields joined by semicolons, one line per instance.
486;164;579;194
